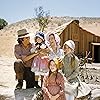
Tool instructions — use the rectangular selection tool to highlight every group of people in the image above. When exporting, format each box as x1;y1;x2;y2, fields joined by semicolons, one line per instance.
14;29;80;100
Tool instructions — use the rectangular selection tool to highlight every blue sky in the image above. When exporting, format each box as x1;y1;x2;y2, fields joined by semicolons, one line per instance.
0;0;100;24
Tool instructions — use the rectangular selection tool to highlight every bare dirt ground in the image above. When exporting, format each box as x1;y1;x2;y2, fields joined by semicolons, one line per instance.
0;56;16;100
0;56;41;100
0;56;100;100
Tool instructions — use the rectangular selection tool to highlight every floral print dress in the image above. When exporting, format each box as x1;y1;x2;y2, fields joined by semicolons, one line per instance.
31;43;49;75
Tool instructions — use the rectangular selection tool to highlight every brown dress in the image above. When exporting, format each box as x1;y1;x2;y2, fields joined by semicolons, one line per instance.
42;72;66;100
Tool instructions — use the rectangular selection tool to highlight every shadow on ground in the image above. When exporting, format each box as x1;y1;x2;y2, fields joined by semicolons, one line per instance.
0;95;11;100
14;88;41;100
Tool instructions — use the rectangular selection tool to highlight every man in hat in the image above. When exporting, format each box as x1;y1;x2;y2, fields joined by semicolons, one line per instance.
14;29;39;89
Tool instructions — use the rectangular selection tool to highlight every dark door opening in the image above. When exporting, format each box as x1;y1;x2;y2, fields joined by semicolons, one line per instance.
94;45;100;63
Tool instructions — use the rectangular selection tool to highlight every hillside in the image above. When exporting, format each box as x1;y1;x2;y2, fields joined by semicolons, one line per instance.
0;16;100;57
0;16;100;99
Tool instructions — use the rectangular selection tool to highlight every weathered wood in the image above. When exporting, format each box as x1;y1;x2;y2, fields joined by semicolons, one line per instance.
59;20;100;58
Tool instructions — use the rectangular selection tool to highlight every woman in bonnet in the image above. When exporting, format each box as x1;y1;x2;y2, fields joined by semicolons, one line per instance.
46;32;64;61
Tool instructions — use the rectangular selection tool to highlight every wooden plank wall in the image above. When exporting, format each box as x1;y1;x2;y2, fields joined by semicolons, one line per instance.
59;21;100;57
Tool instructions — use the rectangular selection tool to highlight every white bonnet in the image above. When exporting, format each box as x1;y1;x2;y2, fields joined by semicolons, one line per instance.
46;32;60;45
64;40;75;50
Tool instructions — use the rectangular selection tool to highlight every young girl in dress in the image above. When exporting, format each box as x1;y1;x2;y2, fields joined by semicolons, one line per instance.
42;59;66;100
62;40;79;100
31;32;49;87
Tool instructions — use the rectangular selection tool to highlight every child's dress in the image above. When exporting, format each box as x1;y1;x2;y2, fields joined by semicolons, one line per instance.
31;43;49;75
42;72;66;100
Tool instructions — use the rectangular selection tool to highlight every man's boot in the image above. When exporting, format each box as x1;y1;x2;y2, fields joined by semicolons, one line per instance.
35;81;41;88
26;80;34;89
16;80;23;89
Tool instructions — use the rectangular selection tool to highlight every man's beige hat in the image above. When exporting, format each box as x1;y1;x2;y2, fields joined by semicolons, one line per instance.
17;29;30;38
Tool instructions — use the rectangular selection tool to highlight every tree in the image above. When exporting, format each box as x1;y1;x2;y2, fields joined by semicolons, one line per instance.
34;6;50;32
0;18;8;30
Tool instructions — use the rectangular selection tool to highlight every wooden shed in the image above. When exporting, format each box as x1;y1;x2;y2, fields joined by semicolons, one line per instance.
52;20;100;60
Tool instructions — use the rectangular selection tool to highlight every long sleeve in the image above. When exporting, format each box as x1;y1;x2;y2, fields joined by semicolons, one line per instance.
69;56;79;80
42;75;48;94
57;73;65;95
14;44;22;59
14;44;27;61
